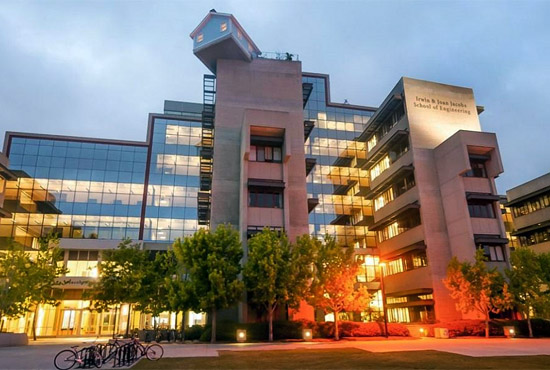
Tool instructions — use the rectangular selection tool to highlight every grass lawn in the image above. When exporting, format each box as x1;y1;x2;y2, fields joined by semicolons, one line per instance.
132;348;550;369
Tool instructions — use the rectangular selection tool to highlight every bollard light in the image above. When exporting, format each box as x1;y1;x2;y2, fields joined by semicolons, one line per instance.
236;329;247;343
419;328;425;337
503;326;516;338
302;329;313;341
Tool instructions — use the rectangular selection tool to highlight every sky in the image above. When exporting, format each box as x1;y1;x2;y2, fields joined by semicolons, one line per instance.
0;0;548;193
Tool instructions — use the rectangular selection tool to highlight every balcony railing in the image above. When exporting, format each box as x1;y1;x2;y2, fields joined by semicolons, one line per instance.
256;51;300;61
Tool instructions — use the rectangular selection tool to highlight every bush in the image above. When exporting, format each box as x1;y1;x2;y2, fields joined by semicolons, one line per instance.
502;319;550;337
432;320;503;337
185;325;204;340
199;320;306;342
197;319;411;341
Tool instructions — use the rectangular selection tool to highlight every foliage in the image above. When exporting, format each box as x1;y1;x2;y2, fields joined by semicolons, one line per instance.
87;239;149;312
307;236;371;340
175;224;244;343
185;325;205;341
444;249;513;337
27;233;68;340
243;229;315;341
315;321;409;338
0;235;67;336
135;250;177;317
165;248;197;340
506;247;550;337
0;243;34;331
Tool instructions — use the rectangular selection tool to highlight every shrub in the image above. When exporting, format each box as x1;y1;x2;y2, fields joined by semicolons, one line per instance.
185;325;205;341
503;319;550;337
433;320;503;337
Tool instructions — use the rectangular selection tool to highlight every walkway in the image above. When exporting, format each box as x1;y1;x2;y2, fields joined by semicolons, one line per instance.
1;337;550;369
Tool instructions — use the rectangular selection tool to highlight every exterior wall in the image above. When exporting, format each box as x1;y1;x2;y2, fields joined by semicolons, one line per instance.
211;58;309;242
506;172;550;253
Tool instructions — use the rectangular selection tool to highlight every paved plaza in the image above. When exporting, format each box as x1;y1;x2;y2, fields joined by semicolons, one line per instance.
1;337;550;369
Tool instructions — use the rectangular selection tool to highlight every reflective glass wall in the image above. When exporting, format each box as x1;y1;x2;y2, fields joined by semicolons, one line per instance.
143;117;202;241
303;75;376;250
2;138;147;247
303;75;382;321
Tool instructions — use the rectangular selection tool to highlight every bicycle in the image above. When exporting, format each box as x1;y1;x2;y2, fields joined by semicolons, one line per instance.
129;337;164;361
53;344;103;370
96;338;123;365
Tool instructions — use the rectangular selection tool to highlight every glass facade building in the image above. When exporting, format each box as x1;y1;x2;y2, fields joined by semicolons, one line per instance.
302;74;384;320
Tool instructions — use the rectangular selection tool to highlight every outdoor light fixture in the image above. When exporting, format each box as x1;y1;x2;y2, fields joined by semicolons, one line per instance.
419;328;425;337
236;329;247;342
504;326;516;338
302;329;313;341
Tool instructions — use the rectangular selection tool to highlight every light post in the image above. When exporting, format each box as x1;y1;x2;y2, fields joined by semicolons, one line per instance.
379;262;389;338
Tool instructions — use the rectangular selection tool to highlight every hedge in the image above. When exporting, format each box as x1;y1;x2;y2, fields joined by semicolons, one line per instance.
197;319;409;342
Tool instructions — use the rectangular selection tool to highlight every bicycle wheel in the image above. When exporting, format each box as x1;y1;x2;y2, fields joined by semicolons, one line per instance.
91;350;103;368
145;344;164;361
54;349;77;370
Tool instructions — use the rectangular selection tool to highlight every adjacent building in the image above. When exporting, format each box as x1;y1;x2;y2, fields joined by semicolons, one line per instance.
506;172;550;253
0;10;511;336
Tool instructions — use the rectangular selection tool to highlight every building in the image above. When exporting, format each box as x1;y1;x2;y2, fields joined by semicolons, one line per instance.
506;172;550;253
0;10;509;336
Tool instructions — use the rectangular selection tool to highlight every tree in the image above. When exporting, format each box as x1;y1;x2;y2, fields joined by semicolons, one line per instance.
444;249;513;338
175;224;243;343
166;248;198;342
307;236;371;340
134;251;175;329
506;247;550;337
27;233;68;340
0;243;34;332
87;239;149;336
243;229;315;341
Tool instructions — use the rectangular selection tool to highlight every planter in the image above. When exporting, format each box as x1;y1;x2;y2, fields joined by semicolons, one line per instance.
0;333;28;347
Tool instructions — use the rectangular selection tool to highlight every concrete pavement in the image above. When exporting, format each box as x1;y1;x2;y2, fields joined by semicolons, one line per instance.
1;337;550;369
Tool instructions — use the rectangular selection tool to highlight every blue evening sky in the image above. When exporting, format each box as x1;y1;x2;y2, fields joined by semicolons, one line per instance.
0;0;548;193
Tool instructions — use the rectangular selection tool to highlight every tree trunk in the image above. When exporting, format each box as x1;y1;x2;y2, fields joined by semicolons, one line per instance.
485;312;489;338
32;304;39;341
1;315;5;333
268;308;274;342
334;311;340;341
211;308;217;344
113;305;119;339
181;311;186;342
527;311;533;338
125;304;132;337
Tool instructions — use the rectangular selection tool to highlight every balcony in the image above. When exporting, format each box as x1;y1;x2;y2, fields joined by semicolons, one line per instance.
378;225;424;257
384;267;432;296
247;207;284;228
364;117;408;168
374;186;419;224
463;176;492;194
470;218;503;235
249;161;283;181
370;150;413;193
513;207;550;231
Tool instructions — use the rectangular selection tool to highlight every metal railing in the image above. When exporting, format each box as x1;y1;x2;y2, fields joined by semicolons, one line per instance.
256;51;300;61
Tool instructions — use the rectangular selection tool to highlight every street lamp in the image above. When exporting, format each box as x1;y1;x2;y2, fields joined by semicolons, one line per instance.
379;262;389;338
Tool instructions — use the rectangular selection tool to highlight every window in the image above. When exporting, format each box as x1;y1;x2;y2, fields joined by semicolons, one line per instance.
518;226;550;247
220;22;227;32
512;192;550;217
468;201;495;218
250;145;282;163
249;189;283;208
478;244;505;262
377;211;421;242
66;250;99;277
385;250;427;276
464;158;487;178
